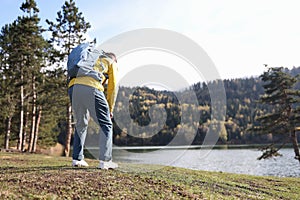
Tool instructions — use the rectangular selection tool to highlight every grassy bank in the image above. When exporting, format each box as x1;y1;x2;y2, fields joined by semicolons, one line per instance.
0;152;299;199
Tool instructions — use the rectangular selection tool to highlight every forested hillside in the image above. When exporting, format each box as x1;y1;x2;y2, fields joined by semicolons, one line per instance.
112;67;300;146
1;59;300;149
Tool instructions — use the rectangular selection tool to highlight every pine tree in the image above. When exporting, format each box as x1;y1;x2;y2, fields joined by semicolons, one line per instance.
0;24;18;150
19;0;49;152
0;0;49;152
254;66;300;161
46;0;91;156
0;19;27;151
0;76;16;149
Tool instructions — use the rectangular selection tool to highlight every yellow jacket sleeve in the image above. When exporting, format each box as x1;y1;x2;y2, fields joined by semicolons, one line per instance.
106;61;118;113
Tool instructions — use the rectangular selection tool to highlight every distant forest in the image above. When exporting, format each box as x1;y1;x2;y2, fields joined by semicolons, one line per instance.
111;67;300;146
2;64;300;149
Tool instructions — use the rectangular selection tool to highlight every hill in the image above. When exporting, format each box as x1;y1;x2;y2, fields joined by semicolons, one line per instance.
112;66;300;146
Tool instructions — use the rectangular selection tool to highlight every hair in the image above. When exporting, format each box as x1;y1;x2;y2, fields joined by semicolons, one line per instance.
104;52;117;63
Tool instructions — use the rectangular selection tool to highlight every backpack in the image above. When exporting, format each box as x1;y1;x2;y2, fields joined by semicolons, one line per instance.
67;42;104;82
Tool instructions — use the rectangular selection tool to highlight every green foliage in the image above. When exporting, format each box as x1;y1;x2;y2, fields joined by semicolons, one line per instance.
255;67;299;134
0;0;51;151
251;66;300;160
46;0;91;59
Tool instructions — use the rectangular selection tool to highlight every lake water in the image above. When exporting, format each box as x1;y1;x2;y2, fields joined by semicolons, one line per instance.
108;147;300;177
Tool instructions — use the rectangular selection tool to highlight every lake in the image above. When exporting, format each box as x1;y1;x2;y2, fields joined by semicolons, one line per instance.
105;147;300;177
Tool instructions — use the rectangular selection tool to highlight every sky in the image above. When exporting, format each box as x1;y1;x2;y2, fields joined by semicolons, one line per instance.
1;0;300;85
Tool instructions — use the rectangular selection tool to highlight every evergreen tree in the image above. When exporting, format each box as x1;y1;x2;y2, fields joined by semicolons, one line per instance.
254;66;300;161
0;0;49;152
46;0;91;156
19;0;49;152
0;20;27;151
0;75;16;149
0;24;18;149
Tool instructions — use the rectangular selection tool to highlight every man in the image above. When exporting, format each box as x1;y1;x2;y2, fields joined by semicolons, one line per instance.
68;47;118;169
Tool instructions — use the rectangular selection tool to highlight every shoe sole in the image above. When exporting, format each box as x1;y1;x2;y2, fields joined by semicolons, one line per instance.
98;166;118;170
98;167;117;170
72;164;89;167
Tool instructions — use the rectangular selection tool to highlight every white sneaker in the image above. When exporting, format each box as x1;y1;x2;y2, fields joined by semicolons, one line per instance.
72;159;89;167
99;160;118;169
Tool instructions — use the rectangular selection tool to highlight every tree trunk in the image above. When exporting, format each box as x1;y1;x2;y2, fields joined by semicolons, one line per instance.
4;116;12;150
64;103;73;157
17;74;24;151
291;130;300;162
32;106;42;153
22;111;29;152
28;74;37;152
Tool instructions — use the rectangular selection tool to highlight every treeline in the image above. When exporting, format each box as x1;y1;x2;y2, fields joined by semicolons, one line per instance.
112;67;300;146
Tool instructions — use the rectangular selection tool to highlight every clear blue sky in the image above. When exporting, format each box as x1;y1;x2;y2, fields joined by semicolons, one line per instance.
1;0;300;81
